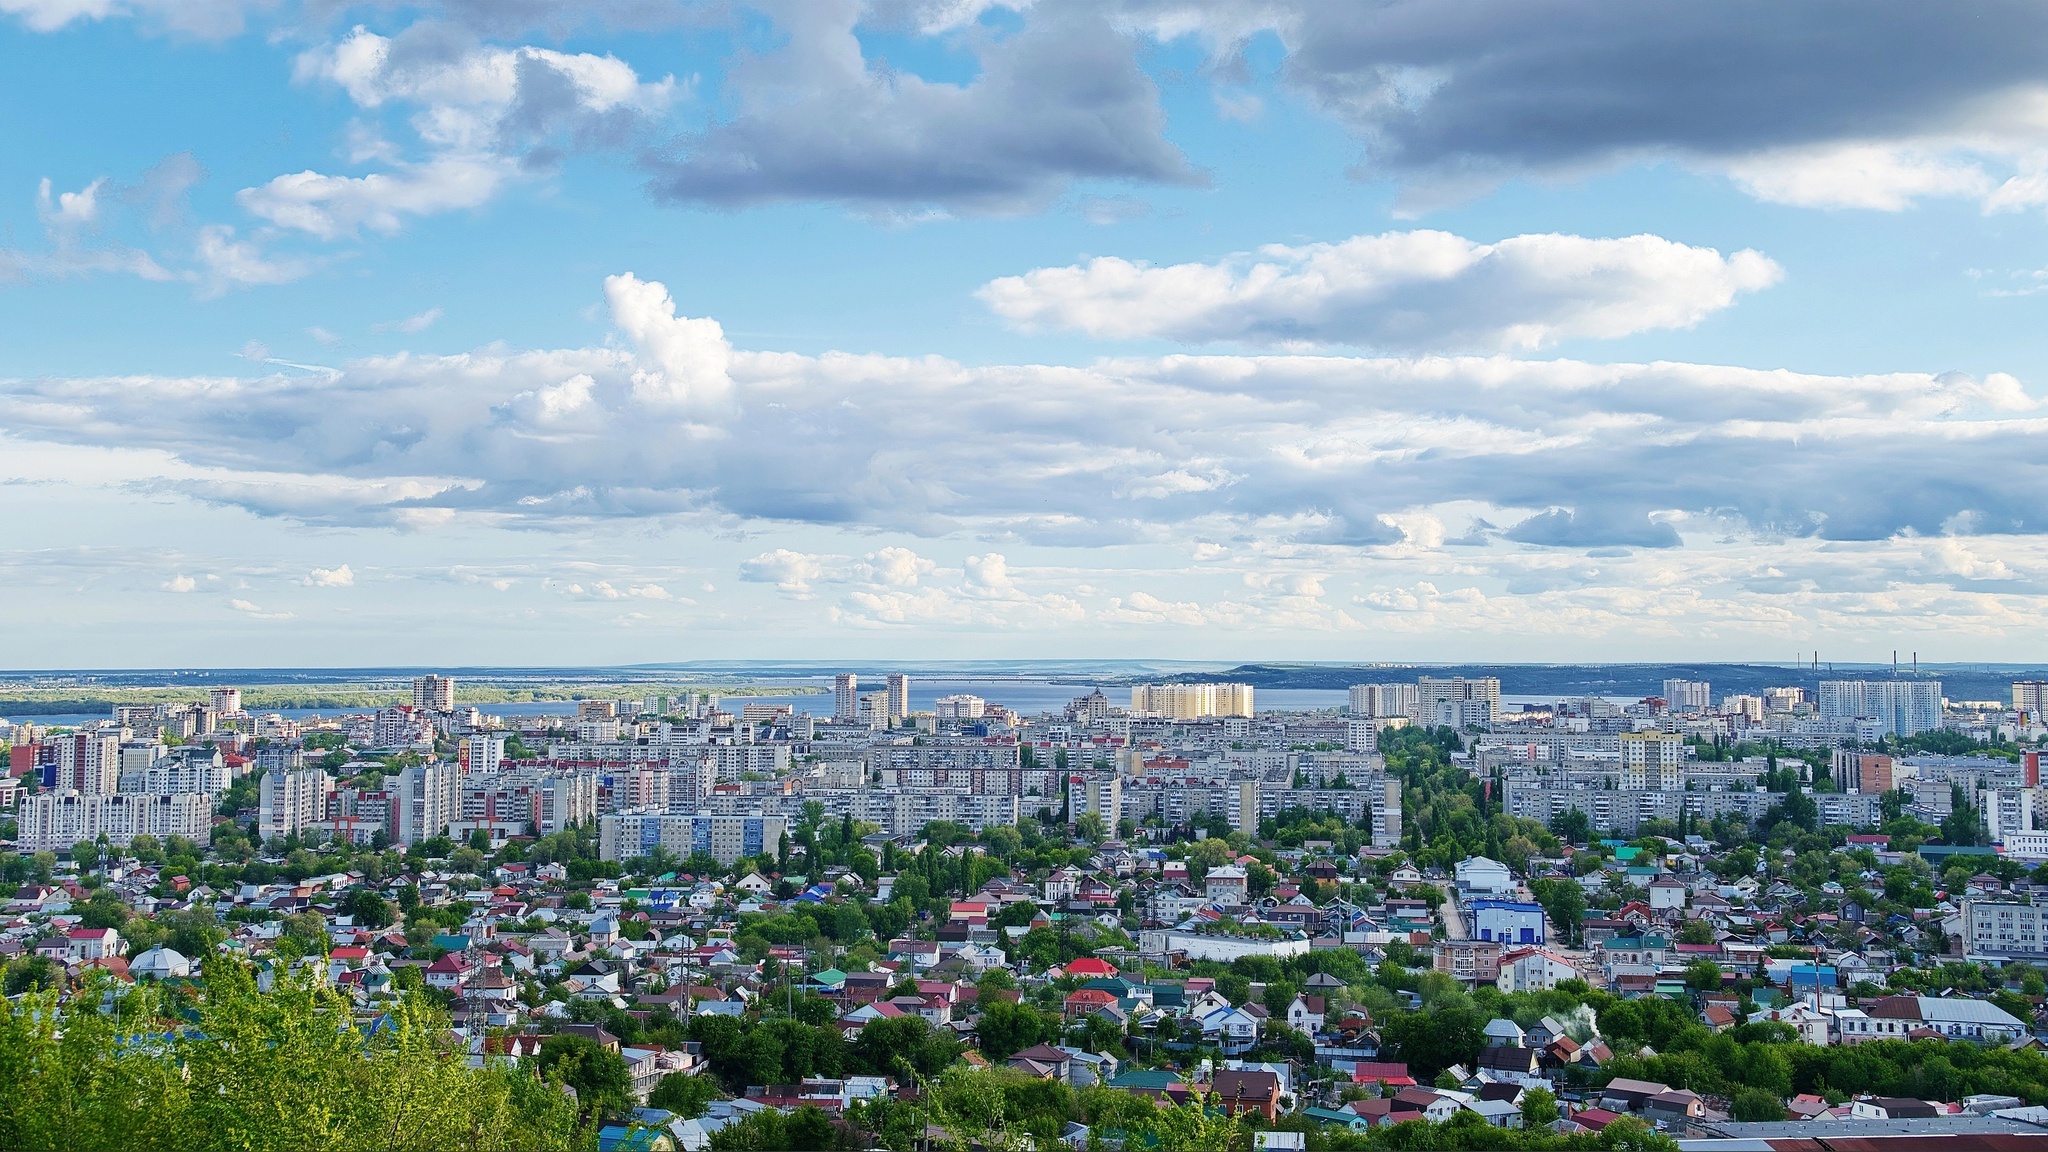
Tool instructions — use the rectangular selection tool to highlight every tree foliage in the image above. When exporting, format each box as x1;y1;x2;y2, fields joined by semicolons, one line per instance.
0;964;583;1152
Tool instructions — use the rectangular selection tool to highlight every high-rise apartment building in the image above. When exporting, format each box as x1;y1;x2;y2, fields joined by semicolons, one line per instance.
1987;788;2034;844
464;733;507;775
1066;773;1123;829
1619;731;1686;791
259;767;333;843
372;705;433;749
1346;719;1379;754
411;674;456;712
209;687;243;714
1817;680;1943;737
18;791;213;851
391;762;460;847
834;673;859;720
1661;679;1712;713
1831;751;1896;795
1349;683;1420;719
1418;676;1501;727
41;733;120;795
885;673;910;722
1129;683;1255;719
2017;681;2048;719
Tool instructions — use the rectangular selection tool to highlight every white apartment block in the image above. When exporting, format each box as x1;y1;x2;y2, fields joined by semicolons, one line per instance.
1129;683;1255;720
391;762;460;846
1987;788;2035;843
1067;773;1122;828
2017;681;2048;719
1258;780;1403;847
412;674;456;712
259;767;333;843
18;790;213;851
1418;676;1500;727
118;739;168;778
1964;899;2048;962
610;766;671;813
465;732;507;775
534;771;599;834
886;674;910;722
372;705;435;749
1817;679;1943;737
1662;679;1712;713
1123;779;1263;834
209;687;243;714
1345;720;1379;753
702;744;791;781
834;673;859;720
810;789;1020;837
935;694;986;720
120;756;229;796
1349;683;1419;719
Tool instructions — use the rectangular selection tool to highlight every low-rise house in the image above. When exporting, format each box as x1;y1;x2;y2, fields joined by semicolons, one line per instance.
1208;1069;1283;1121
67;927;121;961
1838;995;2029;1044
1496;946;1577;992
1286;993;1326;1034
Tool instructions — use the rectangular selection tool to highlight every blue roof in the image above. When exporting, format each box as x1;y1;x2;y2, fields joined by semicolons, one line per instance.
596;1124;664;1152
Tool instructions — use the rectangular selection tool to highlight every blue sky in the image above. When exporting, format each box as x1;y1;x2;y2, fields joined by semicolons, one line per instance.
5;0;2048;667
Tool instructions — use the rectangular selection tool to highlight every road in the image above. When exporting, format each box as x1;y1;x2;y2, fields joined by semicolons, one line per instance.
1443;893;1467;940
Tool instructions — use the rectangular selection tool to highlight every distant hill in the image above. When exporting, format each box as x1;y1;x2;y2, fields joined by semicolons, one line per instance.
1180;662;2045;703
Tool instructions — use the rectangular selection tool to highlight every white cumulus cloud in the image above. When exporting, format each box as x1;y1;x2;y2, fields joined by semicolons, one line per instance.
604;272;733;413
740;548;827;595
305;564;354;587
980;230;1781;350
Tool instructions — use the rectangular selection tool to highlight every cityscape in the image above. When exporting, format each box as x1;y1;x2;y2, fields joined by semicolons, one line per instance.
10;3;2048;1152
6;666;2048;1150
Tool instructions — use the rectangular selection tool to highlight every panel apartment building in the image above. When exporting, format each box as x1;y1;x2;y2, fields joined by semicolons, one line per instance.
599;810;789;865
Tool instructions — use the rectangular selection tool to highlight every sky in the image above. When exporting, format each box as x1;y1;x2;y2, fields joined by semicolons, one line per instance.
6;1;2048;668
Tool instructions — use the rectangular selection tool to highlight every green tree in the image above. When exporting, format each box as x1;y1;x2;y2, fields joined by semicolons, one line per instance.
1529;877;1588;947
536;1034;633;1120
1942;785;1983;846
1547;808;1593;845
1380;1003;1483;1080
79;888;132;930
1684;959;1723;992
1520;1085;1558;1128
1075;813;1106;845
280;911;328;953
346;889;395;928
1730;1087;1787;1122
649;1070;721;1119
850;1016;960;1081
974;998;1056;1061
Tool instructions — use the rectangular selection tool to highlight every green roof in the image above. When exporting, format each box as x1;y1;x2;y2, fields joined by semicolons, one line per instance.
810;968;847;986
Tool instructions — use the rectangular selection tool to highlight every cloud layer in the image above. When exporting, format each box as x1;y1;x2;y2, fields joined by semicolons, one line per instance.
980;230;1781;350
0;271;2039;556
